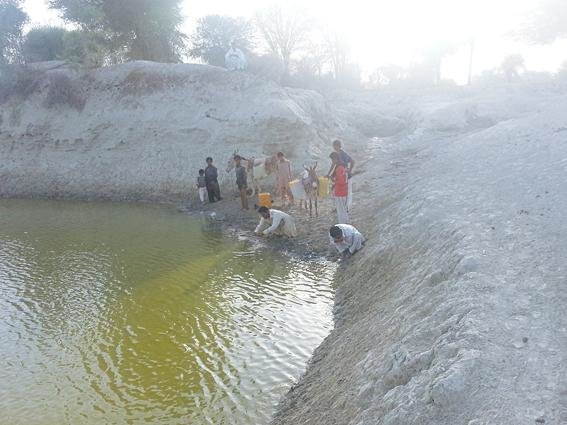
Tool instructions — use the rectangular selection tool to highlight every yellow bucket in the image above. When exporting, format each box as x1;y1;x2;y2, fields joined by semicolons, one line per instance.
258;192;273;208
317;177;330;198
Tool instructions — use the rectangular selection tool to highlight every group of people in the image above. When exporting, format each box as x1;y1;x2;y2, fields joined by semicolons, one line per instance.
197;157;222;204
254;205;364;258
196;140;364;257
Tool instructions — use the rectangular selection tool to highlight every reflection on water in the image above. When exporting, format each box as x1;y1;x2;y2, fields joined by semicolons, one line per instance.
0;199;335;425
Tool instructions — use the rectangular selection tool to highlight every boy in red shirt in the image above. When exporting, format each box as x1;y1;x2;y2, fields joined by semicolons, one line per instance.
329;152;349;224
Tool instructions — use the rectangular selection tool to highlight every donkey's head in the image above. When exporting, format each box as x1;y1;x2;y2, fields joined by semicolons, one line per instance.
226;149;239;173
303;162;319;191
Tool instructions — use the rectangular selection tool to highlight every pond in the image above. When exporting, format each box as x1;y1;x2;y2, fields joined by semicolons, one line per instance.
0;199;335;424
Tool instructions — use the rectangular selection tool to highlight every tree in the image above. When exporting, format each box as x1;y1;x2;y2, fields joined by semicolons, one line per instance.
416;41;456;85
61;30;106;67
189;15;254;66
50;0;186;62
22;26;67;63
523;0;567;44
323;32;350;80
0;0;27;64
255;6;312;78
501;54;525;83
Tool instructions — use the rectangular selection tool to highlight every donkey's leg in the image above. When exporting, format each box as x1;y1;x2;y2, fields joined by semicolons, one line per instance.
315;197;318;217
250;180;258;198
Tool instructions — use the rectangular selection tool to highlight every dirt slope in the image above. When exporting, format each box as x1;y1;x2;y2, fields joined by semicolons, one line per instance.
0;61;380;201
272;85;567;424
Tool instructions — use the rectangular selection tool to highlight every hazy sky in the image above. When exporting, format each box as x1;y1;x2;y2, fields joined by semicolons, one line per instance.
23;0;567;83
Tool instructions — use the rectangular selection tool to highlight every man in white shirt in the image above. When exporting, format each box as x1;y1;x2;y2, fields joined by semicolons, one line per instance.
255;207;298;238
329;224;365;256
225;43;247;71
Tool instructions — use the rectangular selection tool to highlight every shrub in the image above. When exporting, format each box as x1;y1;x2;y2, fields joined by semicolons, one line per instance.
43;72;85;110
247;53;283;83
60;30;107;67
121;69;188;96
22;26;67;63
0;64;42;103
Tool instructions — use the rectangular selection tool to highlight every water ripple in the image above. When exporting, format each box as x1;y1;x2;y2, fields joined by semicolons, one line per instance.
0;199;336;424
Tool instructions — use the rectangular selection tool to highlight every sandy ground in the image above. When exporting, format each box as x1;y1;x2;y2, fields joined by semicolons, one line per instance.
271;94;567;424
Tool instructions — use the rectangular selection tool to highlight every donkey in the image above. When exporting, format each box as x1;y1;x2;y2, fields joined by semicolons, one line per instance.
226;150;277;197
302;163;319;217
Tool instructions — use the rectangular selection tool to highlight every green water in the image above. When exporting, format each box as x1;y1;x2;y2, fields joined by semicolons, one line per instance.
0;199;335;425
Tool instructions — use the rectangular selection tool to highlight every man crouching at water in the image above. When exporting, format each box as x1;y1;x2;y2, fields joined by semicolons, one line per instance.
255;206;298;238
329;224;365;257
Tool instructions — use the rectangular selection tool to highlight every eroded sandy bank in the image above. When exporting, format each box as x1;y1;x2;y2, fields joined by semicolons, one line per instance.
272;98;567;424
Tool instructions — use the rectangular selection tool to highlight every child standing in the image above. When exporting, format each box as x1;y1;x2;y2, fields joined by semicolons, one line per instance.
275;152;294;207
197;169;207;204
329;152;349;224
234;155;249;210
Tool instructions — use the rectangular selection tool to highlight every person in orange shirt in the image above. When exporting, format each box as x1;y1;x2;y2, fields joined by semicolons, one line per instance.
329;152;349;224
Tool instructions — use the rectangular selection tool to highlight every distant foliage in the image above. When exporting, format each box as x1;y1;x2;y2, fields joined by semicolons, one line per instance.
523;0;567;44
61;30;107;67
417;42;456;86
50;0;186;63
0;0;28;64
189;15;255;66
22;26;67;62
255;6;312;78
246;53;284;82
323;32;349;80
501;54;525;83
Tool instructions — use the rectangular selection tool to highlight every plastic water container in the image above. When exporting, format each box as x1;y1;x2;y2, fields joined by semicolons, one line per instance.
258;192;273;208
318;176;330;198
290;179;306;200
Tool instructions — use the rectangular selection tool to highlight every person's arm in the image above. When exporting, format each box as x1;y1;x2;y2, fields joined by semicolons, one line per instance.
263;213;283;235
330;237;347;253
348;233;358;254
326;163;336;178
329;236;340;252
255;218;265;235
212;167;218;180
348;157;355;175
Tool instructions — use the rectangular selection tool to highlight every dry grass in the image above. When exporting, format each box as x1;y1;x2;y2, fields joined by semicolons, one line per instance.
0;67;85;110
43;73;85;110
0;66;42;104
121;69;188;96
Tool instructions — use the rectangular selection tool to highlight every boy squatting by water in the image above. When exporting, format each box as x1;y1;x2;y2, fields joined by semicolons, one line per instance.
329;224;365;257
255;207;298;238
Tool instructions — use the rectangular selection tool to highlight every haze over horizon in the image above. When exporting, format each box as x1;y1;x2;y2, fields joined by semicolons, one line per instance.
22;0;567;84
